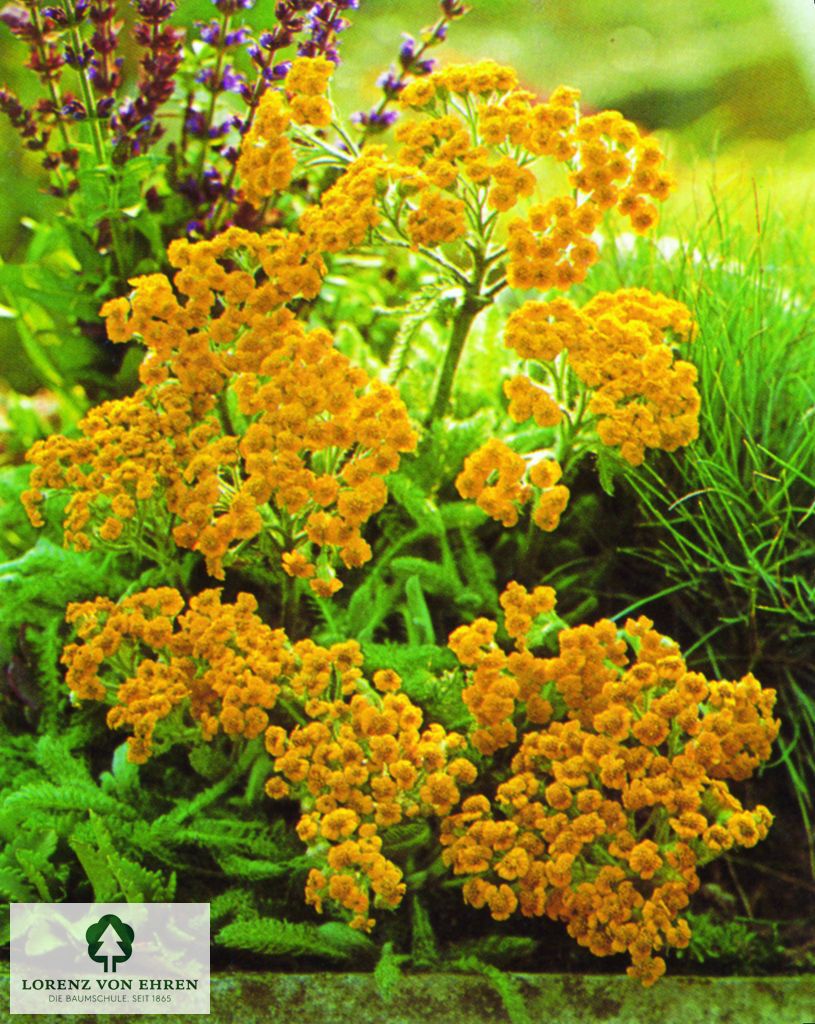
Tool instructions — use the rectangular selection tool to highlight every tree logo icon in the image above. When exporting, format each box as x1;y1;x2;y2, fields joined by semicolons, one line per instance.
85;915;135;973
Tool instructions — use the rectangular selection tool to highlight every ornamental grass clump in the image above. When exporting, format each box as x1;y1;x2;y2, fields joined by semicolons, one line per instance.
17;34;779;987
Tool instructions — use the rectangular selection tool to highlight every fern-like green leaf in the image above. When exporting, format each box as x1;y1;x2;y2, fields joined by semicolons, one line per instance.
211;888;257;925
0;782;131;834
391;557;460;599
34;734;91;786
381;821;433;854
446;934;538;967
374;941;408;1005
216;917;375;962
99;742;141;801
402;575;436;646
344;576;401;642
0;863;36;901
214;853;311;882
76;812;175;902
382;284;447;386
69;837;119;902
410;897;438;969
387;475;444;537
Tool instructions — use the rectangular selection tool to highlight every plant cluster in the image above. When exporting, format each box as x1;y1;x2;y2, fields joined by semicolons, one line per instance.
0;0;792;994
444;582;776;985
0;0;465;396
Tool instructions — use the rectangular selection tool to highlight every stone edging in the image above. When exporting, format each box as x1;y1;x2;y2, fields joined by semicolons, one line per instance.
1;971;813;1023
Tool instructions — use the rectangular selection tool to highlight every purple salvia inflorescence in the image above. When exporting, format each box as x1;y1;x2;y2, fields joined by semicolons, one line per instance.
64;41;95;70
353;0;468;134
376;68;404;97
112;0;183;157
0;2;64;80
180;0;255;204
0;0;82;189
350;107;398;130
1;0;367;227
248;2;317;77
0;85;47;149
198;18;249;46
298;0;359;64
86;1;123;100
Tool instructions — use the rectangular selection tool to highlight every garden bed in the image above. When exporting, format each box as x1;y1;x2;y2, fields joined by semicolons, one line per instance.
1;0;814;1011
2;971;814;1024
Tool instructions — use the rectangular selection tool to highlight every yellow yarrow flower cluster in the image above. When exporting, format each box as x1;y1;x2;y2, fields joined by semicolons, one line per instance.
22;384;201;552
235;90;295;208
62;588;288;762
298;144;468;253
236;57;334;207
455;439;569;532
299;148;393;253
25;211;418;587
63;587;478;932
448;582;558;755
499;288;699;467
443;583;778;986
400;61;520;107
396;61;674;290
286;54;334;128
406;189;468;248
267;670;476;931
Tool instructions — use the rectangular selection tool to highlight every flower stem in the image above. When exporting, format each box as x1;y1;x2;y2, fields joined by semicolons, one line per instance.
62;0;106;162
196;10;231;179
27;5;74;195
62;0;127;278
426;290;487;424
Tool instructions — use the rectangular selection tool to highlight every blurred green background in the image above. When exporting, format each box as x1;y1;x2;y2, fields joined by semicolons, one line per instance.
1;0;814;389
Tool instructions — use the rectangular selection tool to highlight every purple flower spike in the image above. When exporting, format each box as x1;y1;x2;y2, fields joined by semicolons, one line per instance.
221;65;245;92
199;20;221;44
112;0;182;156
61;98;87;120
357;0;468;139
351;107;398;132
185;108;207;136
441;0;468;16
65;42;95;69
133;1;176;24
376;69;404;96
41;7;69;25
225;26;249;45
398;35;416;68
270;60;292;80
